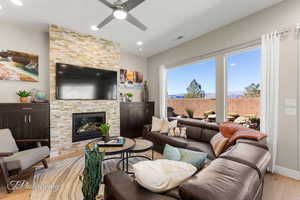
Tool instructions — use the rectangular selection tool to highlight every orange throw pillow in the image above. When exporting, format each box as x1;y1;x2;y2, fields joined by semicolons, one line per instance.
219;122;247;138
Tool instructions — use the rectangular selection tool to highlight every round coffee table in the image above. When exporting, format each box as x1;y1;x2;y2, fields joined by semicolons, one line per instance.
90;137;136;172
117;138;154;174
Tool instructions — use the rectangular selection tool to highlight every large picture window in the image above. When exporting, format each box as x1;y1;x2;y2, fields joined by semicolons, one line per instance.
167;59;216;122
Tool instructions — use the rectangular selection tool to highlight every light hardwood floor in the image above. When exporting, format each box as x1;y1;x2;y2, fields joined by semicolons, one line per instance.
1;151;300;200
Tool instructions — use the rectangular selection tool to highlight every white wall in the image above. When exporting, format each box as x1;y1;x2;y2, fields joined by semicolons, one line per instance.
148;0;300;172
0;21;148;103
0;21;49;103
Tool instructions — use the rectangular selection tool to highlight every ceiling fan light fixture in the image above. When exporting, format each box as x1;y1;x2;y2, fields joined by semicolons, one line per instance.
113;9;127;20
10;0;23;6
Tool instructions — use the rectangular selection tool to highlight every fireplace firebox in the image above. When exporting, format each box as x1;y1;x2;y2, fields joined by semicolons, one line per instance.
72;112;106;142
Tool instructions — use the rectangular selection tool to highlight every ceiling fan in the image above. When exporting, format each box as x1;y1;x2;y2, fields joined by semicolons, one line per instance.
96;0;148;31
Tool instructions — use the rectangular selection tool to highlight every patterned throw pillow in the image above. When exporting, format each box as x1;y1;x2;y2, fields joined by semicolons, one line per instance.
168;127;187;138
210;133;229;157
161;119;177;133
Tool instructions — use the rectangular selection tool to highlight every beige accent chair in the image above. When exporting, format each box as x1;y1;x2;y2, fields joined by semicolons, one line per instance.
0;129;50;193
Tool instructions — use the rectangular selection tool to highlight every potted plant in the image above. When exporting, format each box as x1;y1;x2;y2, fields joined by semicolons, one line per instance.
185;108;194;118
99;123;110;142
126;93;133;102
81;143;105;200
16;90;31;103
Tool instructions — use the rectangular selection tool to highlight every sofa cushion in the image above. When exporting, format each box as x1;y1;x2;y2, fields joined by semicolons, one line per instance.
179;158;261;200
151;132;189;149
4;146;50;171
179;142;271;200
0;129;19;153
185;141;216;160
172;118;219;143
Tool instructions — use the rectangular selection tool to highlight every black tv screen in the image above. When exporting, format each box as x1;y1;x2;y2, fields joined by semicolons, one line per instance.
56;63;117;100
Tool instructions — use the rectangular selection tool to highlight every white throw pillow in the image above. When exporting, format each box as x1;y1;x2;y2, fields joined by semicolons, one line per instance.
133;159;197;193
151;117;163;132
151;117;178;133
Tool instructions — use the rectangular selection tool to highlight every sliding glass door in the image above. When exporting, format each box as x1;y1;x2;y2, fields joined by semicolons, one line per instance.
225;48;261;130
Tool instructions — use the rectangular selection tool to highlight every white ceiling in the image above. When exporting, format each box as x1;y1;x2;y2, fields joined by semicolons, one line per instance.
0;0;284;57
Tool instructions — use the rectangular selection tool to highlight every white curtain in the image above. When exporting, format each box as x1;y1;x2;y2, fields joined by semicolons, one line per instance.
261;32;280;172
159;65;167;118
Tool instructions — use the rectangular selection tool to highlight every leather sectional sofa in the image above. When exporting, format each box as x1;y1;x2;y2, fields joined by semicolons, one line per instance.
104;118;271;200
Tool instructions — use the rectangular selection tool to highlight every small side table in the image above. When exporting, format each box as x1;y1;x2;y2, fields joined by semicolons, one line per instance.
117;139;154;174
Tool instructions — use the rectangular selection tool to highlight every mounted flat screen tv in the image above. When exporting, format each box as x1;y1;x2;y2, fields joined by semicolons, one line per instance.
56;63;117;100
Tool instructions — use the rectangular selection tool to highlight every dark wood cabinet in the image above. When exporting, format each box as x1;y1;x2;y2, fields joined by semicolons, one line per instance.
120;102;154;138
0;103;50;150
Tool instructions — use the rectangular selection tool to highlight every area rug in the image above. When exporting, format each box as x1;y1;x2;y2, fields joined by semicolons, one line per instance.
30;155;146;200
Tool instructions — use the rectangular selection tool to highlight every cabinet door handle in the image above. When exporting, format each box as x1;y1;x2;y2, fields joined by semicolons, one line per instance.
29;115;31;123
24;115;27;123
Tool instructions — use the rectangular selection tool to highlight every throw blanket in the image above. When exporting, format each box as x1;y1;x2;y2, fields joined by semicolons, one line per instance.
220;122;267;148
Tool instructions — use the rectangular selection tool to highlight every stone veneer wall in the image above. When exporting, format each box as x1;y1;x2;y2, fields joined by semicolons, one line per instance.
49;25;121;157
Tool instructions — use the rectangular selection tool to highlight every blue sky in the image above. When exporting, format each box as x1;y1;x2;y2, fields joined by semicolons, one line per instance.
167;48;261;95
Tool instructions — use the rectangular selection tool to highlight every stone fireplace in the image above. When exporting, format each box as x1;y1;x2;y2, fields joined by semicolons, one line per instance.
72;112;106;142
49;25;121;157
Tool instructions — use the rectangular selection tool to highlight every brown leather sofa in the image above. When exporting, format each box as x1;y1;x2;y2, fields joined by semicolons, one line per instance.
104;118;271;200
143;117;220;160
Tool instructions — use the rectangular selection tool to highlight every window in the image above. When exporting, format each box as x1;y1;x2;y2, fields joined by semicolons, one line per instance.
226;48;261;130
167;59;216;121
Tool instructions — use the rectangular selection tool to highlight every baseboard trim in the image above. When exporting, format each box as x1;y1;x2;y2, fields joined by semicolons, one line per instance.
274;165;300;180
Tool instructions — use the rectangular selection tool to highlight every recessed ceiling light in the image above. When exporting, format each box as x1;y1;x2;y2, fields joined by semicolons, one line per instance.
137;41;143;46
230;63;237;67
10;0;23;6
91;25;99;31
0;5;3;10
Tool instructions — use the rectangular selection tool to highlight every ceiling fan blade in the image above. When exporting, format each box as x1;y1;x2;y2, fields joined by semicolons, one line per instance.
122;0;145;11
98;0;116;9
97;14;114;29
126;13;147;31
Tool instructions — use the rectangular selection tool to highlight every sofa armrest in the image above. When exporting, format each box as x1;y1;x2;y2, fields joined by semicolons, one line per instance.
104;171;176;200
236;138;268;150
